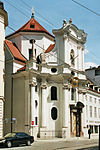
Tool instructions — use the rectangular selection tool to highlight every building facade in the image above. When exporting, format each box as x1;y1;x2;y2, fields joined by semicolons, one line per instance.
4;14;100;139
0;1;8;137
85;67;100;138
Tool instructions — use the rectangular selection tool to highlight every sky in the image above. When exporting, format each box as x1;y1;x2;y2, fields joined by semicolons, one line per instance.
2;0;100;69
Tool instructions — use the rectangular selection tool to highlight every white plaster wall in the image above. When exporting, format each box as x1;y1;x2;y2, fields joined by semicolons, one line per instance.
21;34;54;60
0;15;5;98
45;51;57;63
46;84;63;132
4;60;13;134
13;76;25;132
13;62;24;73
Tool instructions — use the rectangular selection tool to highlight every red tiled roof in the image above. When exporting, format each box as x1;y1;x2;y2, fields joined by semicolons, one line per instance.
6;18;54;38
45;44;55;53
17;66;26;72
5;40;26;62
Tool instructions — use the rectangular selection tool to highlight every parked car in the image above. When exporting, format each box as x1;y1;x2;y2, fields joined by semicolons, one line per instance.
0;132;34;148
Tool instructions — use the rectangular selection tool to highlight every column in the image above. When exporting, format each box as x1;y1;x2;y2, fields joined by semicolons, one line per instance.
41;84;47;127
40;83;47;138
62;84;70;138
30;81;36;137
63;84;69;127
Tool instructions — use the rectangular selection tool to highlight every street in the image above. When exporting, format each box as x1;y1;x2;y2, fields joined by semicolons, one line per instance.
0;138;99;150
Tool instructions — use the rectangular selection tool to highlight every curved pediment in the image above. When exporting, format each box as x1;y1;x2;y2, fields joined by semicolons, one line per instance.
53;19;87;44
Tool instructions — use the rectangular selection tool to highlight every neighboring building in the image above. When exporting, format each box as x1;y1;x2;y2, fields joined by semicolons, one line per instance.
5;13;100;139
85;67;100;137
0;1;8;137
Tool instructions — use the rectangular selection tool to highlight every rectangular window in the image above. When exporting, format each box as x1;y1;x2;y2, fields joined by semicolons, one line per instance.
90;96;92;102
94;98;96;103
94;107;97;118
90;125;93;133
90;106;92;117
94;126;98;133
95;70;100;76
86;105;88;117
29;49;33;60
35;117;38;125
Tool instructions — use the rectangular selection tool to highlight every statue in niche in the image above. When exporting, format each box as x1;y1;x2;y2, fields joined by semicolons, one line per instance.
70;49;75;65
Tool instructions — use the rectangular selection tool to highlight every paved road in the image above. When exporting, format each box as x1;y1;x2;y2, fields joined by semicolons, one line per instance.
0;138;99;150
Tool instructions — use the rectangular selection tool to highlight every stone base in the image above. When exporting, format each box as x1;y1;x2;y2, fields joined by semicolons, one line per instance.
30;126;38;140
40;128;62;139
40;127;47;139
62;127;70;138
82;127;88;137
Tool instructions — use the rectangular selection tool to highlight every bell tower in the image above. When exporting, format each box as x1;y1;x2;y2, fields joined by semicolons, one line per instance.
0;1;8;137
53;19;87;72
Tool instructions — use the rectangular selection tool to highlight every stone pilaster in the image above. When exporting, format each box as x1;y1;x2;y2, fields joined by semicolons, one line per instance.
62;84;70;138
29;80;36;136
41;84;47;127
40;82;47;138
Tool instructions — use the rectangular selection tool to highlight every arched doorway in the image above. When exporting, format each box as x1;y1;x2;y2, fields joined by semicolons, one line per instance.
70;102;84;137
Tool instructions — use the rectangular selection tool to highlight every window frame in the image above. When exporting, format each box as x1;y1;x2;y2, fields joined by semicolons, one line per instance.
51;86;57;100
51;107;58;120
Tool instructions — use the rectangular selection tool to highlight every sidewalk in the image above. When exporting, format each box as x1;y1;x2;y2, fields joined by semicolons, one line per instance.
36;136;99;142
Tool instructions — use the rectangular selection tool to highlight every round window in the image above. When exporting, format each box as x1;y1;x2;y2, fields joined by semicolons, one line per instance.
51;68;57;73
51;107;57;120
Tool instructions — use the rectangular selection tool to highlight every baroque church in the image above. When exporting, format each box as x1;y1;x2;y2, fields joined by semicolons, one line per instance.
4;10;100;139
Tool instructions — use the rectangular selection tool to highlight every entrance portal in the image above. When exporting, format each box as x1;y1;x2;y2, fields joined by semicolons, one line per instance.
70;102;84;137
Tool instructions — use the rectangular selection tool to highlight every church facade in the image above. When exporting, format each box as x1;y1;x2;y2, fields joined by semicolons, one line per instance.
4;13;100;139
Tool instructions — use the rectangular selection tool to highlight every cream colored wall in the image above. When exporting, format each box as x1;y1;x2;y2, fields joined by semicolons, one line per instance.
13;76;25;132
0;15;5;99
4;59;13;135
0;9;7;137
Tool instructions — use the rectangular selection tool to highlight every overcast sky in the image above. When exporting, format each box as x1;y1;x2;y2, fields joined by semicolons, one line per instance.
2;0;100;69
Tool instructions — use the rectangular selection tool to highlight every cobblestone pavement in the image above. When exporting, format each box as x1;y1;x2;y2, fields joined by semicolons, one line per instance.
0;138;99;150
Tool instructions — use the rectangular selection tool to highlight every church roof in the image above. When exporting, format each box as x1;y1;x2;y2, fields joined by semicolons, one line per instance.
6;18;54;38
5;40;26;63
45;44;55;53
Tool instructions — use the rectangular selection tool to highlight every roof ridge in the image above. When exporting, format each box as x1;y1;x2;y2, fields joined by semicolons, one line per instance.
6;18;54;39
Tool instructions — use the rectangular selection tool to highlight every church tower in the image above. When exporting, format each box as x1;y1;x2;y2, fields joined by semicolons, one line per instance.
0;1;8;137
53;19;87;71
53;19;87;138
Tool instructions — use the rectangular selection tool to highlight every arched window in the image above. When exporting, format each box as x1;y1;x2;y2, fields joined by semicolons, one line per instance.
51;107;57;120
51;86;57;100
